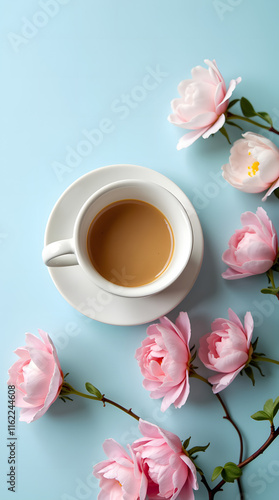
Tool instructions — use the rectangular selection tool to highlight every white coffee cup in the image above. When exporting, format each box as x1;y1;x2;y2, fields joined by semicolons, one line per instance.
42;179;193;298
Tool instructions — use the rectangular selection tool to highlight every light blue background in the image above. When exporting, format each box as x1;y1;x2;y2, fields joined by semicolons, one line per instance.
1;1;279;499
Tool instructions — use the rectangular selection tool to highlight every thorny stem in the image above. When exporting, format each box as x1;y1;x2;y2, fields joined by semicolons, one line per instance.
226;113;279;135
191;372;244;499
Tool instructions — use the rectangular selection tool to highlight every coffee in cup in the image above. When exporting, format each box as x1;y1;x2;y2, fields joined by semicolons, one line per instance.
86;199;174;287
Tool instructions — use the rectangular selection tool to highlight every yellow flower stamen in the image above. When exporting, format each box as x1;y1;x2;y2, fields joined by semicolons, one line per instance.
247;152;259;177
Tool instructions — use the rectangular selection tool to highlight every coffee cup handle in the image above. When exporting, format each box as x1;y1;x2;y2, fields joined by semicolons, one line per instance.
42;239;78;267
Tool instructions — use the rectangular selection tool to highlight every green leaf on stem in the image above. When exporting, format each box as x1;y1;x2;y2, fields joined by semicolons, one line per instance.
274;188;279;200
85;382;102;399
219;126;231;144
251;397;279;422
271;251;279;272
212;466;223;481
264;399;274;419
190;350;197;363
252;337;259;351
273;396;279;418
249;360;265;378
244;366;255;386
261;287;279;296
182;437;191;450
226;121;244;131
257;111;273;126
221;462;242;483
272;262;279;273
188;443;210;457
251;410;271;421
227;98;240;110
240;97;256;117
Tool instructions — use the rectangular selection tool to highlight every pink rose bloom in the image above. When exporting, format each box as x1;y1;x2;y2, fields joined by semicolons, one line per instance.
135;313;191;412
132;419;198;500
222;207;278;280
93;439;148;500
222;132;279;201
168;59;241;149
8;330;63;423
198;309;254;393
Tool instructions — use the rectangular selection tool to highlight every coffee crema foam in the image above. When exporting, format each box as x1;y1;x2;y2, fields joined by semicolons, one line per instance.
86;199;174;287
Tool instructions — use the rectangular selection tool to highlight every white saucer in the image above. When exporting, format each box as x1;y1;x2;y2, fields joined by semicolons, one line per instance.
44;165;204;326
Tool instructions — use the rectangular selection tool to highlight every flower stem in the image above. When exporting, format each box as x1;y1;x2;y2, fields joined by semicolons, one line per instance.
226;113;271;131
226;112;279;135
191;372;244;460
191;372;244;498
268;268;276;289
210;425;279;499
269;126;279;136
253;355;279;366
59;384;140;421
264;269;279;300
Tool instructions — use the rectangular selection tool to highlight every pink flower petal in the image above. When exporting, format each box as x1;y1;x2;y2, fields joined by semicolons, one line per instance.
136;313;191;412
168;59;240;148
177;128;209;149
8;330;63;423
262;177;279;201
202;114;225;138
199;309;253;393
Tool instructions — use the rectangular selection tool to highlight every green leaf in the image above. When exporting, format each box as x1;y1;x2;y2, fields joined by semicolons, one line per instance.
183;437;191;450
219;126;231;144
256;111;273;126
226;121;244;131
244;366;255;386
85;382;102;399
261;287;279;296
240;97;256;117
272;396;279;418
251;410;270;421
190;350;197;363
227;98;240;110
212;466;223;482
274;187;279;200
249;360;265;378
63;396;73;401
252;337;259;351
188;443;210;457
264;399;274;418
272;262;279;273
221;462;242;483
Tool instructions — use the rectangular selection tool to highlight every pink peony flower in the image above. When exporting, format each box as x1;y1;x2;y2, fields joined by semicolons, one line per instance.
168;59;241;149
222;132;279;201
222;207;278;280
131;419;198;500
135;313;191;412
198;309;254;393
93;439;148;500
8;330;63;423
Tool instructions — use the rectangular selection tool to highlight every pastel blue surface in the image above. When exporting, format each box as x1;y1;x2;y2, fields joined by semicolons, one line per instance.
1;1;279;499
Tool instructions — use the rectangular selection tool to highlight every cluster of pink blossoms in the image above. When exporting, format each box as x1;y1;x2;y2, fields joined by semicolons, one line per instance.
93;419;198;500
168;59;279;202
